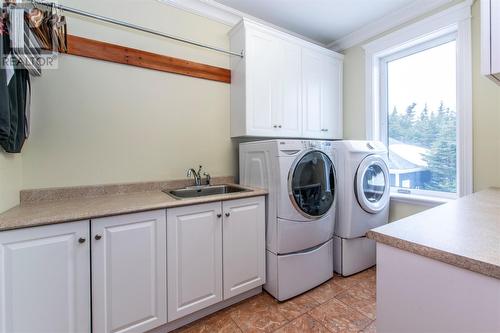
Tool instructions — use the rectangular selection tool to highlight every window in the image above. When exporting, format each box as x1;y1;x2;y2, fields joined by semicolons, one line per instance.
363;2;472;202
381;35;458;198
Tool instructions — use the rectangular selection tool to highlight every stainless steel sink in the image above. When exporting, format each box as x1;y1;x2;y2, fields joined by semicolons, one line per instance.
164;184;249;200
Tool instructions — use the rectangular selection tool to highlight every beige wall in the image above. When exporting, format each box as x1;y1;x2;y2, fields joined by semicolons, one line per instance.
0;0;235;212
471;1;500;191
1;0;498;218
388;201;432;222
343;0;500;221
0;154;22;212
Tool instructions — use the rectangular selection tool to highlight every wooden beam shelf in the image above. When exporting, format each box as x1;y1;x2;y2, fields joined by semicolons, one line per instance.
64;35;231;83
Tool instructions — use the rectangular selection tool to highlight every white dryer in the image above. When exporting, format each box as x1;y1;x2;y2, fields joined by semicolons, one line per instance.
331;140;390;276
240;140;337;301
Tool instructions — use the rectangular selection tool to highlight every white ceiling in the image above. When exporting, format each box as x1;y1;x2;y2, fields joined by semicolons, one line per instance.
213;0;416;45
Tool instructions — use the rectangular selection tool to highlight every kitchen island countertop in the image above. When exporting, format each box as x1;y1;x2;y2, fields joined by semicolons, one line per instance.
367;188;500;279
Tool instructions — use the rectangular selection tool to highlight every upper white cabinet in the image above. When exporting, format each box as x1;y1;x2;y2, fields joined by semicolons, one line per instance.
302;49;343;139
92;210;167;333
230;19;343;139
0;221;90;333
481;0;500;84
243;27;302;137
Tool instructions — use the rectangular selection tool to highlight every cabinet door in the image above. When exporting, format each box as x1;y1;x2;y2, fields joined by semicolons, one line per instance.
92;210;167;333
322;57;343;139
276;40;302;137
246;28;281;136
302;49;327;139
167;202;223;321
223;196;266;299
0;221;90;333
492;0;500;74
246;28;302;138
302;50;343;139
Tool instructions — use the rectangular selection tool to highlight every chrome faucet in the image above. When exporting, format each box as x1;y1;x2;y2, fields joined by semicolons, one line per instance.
187;165;203;186
203;172;211;185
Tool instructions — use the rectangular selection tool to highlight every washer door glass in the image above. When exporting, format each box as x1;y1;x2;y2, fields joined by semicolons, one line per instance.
356;156;390;213
290;150;335;218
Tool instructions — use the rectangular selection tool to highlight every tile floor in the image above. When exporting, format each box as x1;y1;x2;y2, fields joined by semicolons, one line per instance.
175;267;377;333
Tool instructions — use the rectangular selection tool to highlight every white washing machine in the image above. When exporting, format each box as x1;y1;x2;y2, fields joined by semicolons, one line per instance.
331;140;390;276
240;140;337;301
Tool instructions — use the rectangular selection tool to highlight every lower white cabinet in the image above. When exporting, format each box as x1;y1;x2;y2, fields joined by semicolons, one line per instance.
167;196;266;321
0;196;265;330
223;197;266;299
167;202;223;321
92;210;167;333
0;221;90;333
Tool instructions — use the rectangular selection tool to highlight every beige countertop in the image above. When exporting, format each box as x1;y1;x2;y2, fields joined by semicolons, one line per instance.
367;188;500;279
0;178;267;232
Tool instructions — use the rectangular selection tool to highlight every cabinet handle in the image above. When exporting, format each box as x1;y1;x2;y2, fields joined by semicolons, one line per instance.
225;212;230;217
217;213;222;218
321;128;329;132
95;234;102;240
278;125;282;128
273;125;277;128
78;237;86;244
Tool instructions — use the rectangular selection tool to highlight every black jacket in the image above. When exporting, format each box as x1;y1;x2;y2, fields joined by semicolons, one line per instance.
0;32;29;153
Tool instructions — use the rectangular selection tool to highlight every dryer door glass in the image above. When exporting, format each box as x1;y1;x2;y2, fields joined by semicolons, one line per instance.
363;164;385;203
356;155;390;214
290;151;335;218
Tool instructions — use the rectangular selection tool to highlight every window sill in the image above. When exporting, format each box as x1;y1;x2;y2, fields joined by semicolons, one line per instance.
390;193;454;206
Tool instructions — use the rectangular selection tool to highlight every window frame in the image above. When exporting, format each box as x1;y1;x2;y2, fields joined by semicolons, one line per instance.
363;1;473;203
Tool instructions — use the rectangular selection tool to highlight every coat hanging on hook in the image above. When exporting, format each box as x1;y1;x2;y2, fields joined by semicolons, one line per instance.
0;0;69;153
0;16;30;154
